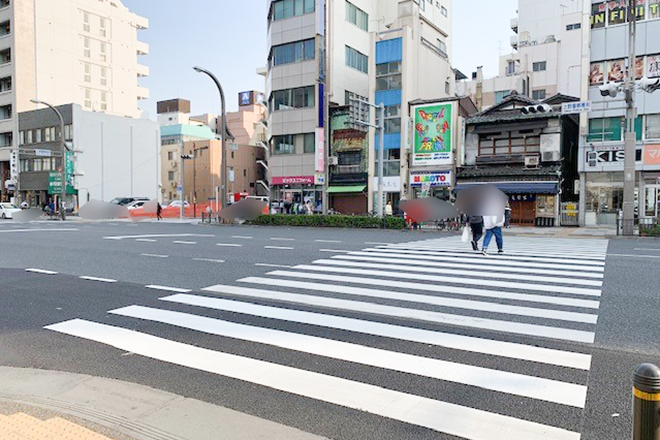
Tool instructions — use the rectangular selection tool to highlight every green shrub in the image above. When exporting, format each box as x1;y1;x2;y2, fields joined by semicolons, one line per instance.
246;214;405;229
640;225;660;237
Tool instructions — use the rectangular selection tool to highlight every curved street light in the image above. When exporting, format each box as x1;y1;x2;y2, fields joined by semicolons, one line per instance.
30;99;71;221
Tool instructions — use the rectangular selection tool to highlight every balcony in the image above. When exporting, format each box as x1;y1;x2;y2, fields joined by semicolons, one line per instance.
137;86;150;100
511;18;518;34
136;41;149;56
136;64;149;77
510;35;518;50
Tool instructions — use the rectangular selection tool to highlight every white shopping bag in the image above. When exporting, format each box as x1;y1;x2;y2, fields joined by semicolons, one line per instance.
461;225;471;242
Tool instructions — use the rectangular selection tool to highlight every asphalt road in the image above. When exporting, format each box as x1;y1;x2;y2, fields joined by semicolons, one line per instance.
0;219;659;440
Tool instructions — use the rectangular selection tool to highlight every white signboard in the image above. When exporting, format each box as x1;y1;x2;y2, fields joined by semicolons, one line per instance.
372;176;401;193
562;101;591;114
35;149;52;157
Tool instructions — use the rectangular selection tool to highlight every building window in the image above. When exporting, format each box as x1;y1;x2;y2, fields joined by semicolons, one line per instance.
0;76;11;92
271;38;315;67
44;127;52;142
478;132;541;156
100;91;107;110
376;61;402;91
99;17;107;37
494;90;510;104
273;134;295;155
270;85;315;111
0;1;9;9
84;88;91;108
272;0;314;21
167;151;174;160
35;129;42;143
532;89;546;100
445;81;450;94
84;63;91;82
0;48;10;65
345;45;368;73
506;60;517;76
26;130;33;144
645;114;660;139
243;169;247;177
83;11;90;32
533;61;547;72
64;124;72;141
436;39;447;57
0;21;10;37
419;0;426;11
100;42;107;62
441;6;448;16
0;103;10;120
588;117;622;142
0;131;12;148
100;67;107;86
168;171;175;181
376;105;401;134
566;23;581;30
346;1;368;31
303;133;315;153
83;37;90;58
19;130;24;145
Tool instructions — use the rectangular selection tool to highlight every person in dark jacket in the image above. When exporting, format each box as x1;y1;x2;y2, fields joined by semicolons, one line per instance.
156;203;162;221
467;215;484;251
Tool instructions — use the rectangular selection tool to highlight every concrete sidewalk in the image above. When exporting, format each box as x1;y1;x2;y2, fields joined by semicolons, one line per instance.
0;367;329;440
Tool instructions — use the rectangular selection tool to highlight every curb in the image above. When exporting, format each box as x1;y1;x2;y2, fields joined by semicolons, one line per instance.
0;367;329;440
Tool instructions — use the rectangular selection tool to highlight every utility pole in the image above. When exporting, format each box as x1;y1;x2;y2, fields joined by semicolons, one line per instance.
622;0;637;236
348;94;385;218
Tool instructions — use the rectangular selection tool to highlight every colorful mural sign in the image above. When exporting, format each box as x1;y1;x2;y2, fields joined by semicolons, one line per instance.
591;2;606;28
409;171;452;187
412;103;453;166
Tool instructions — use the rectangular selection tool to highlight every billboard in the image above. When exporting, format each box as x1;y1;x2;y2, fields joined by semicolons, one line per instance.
647;55;660;78
412;103;453;166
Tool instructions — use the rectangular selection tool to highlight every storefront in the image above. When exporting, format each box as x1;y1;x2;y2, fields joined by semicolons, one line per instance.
329;185;368;215
409;170;452;200
271;176;323;214
371;176;401;214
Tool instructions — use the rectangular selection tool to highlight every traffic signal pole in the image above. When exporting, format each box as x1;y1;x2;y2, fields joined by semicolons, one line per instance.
377;103;385;218
622;0;637;236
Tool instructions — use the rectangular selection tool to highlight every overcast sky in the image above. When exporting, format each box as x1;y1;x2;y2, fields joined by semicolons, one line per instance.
121;0;519;118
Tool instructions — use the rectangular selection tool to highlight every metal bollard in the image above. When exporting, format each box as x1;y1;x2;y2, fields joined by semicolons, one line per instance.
633;363;660;440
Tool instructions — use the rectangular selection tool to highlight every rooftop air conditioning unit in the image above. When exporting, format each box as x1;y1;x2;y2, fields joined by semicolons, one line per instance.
328;156;338;166
524;155;540;168
542;151;560;162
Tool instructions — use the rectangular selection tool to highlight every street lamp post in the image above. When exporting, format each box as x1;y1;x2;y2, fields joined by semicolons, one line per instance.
192;67;234;211
30;99;69;221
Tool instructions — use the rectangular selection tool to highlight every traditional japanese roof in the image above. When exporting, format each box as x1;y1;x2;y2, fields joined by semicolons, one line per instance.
457;164;561;179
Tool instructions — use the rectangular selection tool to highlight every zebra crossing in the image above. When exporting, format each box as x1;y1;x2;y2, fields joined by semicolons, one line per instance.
45;236;609;440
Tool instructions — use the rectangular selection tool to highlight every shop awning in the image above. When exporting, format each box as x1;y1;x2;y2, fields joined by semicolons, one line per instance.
454;182;559;194
327;185;367;194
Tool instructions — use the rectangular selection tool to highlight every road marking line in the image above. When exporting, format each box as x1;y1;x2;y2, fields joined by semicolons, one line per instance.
271;237;295;241
265;246;294;250
173;241;197;245
0;228;79;233
26;268;58;275
319;249;351;253
216;243;243;247
292;265;602;297
333;255;604;278
200;285;595;343
387;245;607;260
145;285;192;293
315;239;342;243
609;253;660;259
193;258;225;263
240;277;598;324
232;236;253;239
141;253;169;258
136;239;157;242
79;276;117;283
313;259;603;287
44;319;582;440
262;271;600;309
164;292;591;370
634;248;660;251
255;263;293;268
365;242;393;245
111;305;587;408
104;234;214;240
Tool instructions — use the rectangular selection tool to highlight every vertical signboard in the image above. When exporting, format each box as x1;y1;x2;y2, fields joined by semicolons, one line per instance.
412;102;453;166
315;128;325;173
9;149;18;182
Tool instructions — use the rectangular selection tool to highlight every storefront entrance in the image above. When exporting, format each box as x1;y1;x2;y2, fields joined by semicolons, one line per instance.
510;200;536;225
644;185;660;217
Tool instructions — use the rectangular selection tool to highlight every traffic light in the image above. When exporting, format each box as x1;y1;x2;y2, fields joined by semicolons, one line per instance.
639;77;660;93
520;104;551;114
599;82;621;97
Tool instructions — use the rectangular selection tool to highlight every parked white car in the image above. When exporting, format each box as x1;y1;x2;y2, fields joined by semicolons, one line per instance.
126;200;147;210
166;200;190;208
0;203;21;219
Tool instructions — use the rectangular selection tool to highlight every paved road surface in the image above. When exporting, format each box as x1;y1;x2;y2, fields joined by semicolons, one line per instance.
0;220;659;440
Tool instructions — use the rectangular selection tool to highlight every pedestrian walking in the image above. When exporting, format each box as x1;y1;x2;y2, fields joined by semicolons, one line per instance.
385;201;393;216
504;200;512;228
156;202;162;221
482;212;505;255
467;215;484;251
306;200;314;215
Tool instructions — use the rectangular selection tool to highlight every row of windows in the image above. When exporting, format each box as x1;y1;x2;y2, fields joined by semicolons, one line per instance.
82;10;110;38
346;1;368;31
84;88;109;110
19;125;73;145
375;104;402;134
588;115;660;142
345;45;368;73
20;158;62;173
273;132;315;155
566;22;582;30
83;63;110;86
478;134;542;156
532;61;547;72
83;37;108;62
589;55;660;86
591;0;660;29
271;38;315;67
376;61;402;91
417;0;448;16
271;0;315;21
270;85;315;111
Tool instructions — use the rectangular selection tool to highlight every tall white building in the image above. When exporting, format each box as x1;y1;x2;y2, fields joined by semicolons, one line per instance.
0;0;149;201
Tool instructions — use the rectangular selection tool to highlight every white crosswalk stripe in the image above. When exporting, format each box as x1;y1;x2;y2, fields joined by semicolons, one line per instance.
44;235;607;440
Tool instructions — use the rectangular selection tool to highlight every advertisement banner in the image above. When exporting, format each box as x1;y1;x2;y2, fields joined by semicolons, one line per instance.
644;145;660;165
271;176;315;185
607;59;625;83
647;55;660;78
591;2;606;28
607;0;627;25
315;128;324;172
409;171;452;187
590;62;605;85
651;0;660;19
412;103;453;167
635;56;644;80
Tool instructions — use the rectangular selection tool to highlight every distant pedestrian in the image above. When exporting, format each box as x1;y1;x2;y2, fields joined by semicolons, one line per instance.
482;212;505;255
385;201;393;216
306;200;314;215
156;202;162;221
467;215;484;251
49;201;55;219
20;201;29;210
504;201;512;228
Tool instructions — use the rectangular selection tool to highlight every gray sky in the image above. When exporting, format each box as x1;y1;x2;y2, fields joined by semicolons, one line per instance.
121;0;518;118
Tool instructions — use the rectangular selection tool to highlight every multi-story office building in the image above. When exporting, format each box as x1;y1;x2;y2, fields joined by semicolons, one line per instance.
265;0;453;213
0;0;149;202
579;0;660;225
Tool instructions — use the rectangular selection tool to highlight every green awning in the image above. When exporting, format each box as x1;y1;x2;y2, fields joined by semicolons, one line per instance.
327;185;366;194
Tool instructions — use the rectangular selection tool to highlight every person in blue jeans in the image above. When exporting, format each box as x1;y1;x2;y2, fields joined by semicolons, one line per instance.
482;214;504;255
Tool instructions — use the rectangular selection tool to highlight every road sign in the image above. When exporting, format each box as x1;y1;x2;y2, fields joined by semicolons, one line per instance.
562;101;591;114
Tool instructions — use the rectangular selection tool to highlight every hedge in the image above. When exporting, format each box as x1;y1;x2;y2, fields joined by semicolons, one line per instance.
246;214;406;229
640;225;660;237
